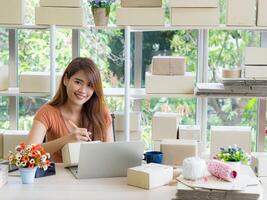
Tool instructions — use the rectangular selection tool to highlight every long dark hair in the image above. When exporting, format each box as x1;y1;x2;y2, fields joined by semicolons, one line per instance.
49;57;108;141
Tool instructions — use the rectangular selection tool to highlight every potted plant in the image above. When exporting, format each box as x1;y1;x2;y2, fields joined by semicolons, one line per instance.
215;145;249;171
8;143;51;184
88;0;115;26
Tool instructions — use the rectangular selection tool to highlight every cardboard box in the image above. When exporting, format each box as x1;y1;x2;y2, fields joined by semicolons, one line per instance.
0;132;3;159
35;7;85;26
61;143;81;167
19;72;62;93
169;0;219;7
152;112;179;140
115;131;142;141
0;0;25;24
226;0;256;26
178;125;201;141
151;56;186;75
3;130;28;159
145;72;195;94
121;0;162;7
40;0;82;7
116;8;164;26
245;47;267;65
171;7;219;26
0;66;8;91
127;163;173;189
160;139;198;166
251;152;267;177
114;112;141;131
245;66;267;78
210;126;251;158
257;0;267;26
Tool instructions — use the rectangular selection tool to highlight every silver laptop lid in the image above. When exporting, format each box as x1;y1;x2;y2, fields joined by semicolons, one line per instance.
77;141;144;179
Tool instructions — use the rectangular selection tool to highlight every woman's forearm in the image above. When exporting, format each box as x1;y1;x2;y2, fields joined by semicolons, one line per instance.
41;135;70;155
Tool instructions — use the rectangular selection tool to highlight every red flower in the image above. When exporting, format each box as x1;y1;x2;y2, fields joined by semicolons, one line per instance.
265;129;267;135
22;155;30;162
29;163;34;168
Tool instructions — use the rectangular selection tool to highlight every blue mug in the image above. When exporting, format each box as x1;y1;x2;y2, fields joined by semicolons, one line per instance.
144;151;163;164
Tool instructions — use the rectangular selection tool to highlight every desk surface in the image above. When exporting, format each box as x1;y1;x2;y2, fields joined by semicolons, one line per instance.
0;164;177;200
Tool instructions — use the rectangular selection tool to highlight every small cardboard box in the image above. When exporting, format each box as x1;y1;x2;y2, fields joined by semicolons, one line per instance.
40;0;82;7
0;66;8;91
35;7;85;26
116;8;164;26
114;112;141;132
169;0;218;7
145;72;195;94
251;152;267;177
62;143;81;167
171;7;219;26
115;131;142;141
152;112;179;140
0;0;25;25
3;130;28;159
257;0;267;26
151;56;186;75
245;66;267;78
127;163;173;189
226;0;256;26
245;47;267;65
210;126;251;158
160;139;198;166
178;125;201;141
121;0;162;7
19;72;62;93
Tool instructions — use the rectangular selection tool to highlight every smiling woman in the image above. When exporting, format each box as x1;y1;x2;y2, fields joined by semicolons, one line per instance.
26;57;114;163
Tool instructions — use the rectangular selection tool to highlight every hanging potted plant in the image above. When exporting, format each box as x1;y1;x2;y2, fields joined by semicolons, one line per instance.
89;0;115;26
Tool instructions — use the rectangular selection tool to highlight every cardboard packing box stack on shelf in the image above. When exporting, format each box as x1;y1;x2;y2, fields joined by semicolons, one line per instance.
244;47;267;78
210;126;251;158
117;0;164;25
19;72;62;93
0;66;8;91
0;0;25;25
226;0;256;26
169;0;219;26
251;152;267;177
257;0;267;26
35;0;85;26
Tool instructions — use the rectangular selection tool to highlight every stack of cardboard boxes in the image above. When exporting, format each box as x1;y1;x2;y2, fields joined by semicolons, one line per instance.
169;0;219;26
244;47;267;78
117;0;164;26
0;0;25;25
146;56;194;94
35;0;85;26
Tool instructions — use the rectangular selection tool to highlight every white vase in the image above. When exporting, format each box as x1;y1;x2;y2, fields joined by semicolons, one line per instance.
226;161;241;172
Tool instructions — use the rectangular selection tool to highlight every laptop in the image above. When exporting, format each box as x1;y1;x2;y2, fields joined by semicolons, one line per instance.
69;141;144;179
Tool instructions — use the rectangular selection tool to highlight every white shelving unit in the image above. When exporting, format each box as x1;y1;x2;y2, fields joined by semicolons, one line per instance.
1;23;267;151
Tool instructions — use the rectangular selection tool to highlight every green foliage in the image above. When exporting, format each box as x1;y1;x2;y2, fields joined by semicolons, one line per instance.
216;146;249;164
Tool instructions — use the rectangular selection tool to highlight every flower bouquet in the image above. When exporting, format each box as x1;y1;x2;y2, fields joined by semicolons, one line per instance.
8;143;51;184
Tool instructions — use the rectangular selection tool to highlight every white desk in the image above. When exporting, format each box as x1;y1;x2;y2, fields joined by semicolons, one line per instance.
0;164;177;200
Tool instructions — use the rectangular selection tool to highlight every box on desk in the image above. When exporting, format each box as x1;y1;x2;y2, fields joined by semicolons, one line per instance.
127;163;173;189
245;66;267;78
35;7;85;26
226;0;256;26
251;152;267;177
0;66;8;91
152;112;179;140
61;143;80;167
145;72;195;94
151;56;186;75
121;0;162;7
257;0;267;27
115;131;142;141
19;72;62;93
210;126;251;158
169;0;219;26
0;0;25;25
245;47;267;66
116;8;164;26
3;130;28;159
160;139;198;166
114;111;141;132
40;0;82;7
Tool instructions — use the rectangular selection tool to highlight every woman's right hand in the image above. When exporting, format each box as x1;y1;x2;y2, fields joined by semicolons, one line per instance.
68;120;92;142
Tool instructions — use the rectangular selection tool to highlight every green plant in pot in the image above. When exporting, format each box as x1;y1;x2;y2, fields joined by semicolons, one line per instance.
89;0;115;26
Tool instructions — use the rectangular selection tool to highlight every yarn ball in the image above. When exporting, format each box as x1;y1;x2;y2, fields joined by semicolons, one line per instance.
182;157;207;180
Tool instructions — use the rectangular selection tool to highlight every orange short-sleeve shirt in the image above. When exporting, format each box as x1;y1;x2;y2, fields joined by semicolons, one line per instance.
34;104;112;162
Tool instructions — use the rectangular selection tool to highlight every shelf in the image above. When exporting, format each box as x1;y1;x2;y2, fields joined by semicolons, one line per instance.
0;89;49;97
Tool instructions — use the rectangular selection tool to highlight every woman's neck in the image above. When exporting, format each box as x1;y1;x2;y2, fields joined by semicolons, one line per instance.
61;100;83;115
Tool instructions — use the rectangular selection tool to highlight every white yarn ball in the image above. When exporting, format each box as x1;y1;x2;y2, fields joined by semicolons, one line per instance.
182;157;207;180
